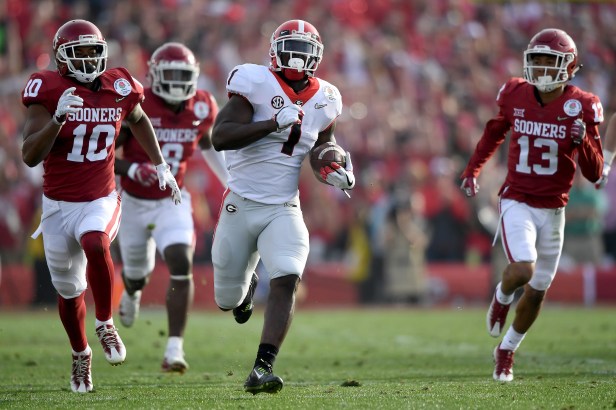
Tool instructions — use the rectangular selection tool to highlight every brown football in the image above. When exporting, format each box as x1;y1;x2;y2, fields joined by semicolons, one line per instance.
309;142;347;185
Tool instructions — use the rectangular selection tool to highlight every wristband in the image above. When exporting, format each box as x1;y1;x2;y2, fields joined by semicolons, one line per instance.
52;114;66;126
127;163;139;180
603;149;615;166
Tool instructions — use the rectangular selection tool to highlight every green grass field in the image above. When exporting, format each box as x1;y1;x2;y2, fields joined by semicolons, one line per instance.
1;306;615;409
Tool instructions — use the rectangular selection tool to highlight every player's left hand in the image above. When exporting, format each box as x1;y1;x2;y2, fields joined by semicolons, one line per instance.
595;162;611;189
571;118;586;145
321;152;355;191
155;162;182;205
460;177;479;197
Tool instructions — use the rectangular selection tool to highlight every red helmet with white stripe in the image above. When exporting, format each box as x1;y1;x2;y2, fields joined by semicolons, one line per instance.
53;19;107;83
269;20;323;81
523;28;579;93
148;42;199;104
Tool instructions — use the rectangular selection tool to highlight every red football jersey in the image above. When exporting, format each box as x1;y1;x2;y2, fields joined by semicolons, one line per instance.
463;78;604;208
22;68;144;201
120;88;218;199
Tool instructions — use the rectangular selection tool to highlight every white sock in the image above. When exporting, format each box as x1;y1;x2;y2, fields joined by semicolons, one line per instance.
167;336;183;352
95;318;114;328
73;345;91;355
500;327;526;351
495;283;514;305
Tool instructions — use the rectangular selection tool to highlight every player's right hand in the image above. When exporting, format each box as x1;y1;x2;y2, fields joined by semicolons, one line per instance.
571;118;586;145
54;87;83;124
274;105;303;132
128;163;158;187
460;177;479;197
595;162;611;189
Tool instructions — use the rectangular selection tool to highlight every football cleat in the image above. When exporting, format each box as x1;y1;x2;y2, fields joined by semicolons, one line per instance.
244;360;284;395
493;343;515;382
70;347;93;393
487;293;511;337
233;273;258;324
161;348;189;374
119;290;142;328
95;324;126;365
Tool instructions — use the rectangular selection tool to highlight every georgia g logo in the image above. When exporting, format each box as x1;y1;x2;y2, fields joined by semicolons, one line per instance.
225;203;238;214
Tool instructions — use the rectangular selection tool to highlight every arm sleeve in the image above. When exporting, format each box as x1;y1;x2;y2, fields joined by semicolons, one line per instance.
577;124;604;183
461;112;511;178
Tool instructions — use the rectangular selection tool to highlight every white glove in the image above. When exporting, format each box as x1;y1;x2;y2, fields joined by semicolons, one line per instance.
571;118;586;145
273;105;303;132
460;177;479;197
595;162;611;189
155;163;182;205
320;152;355;191
127;163;158;187
53;87;83;125
596;149;615;189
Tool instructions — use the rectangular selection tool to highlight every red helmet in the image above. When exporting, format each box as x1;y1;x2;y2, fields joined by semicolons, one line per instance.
148;42;199;103
53;19;107;83
523;28;579;92
269;20;323;81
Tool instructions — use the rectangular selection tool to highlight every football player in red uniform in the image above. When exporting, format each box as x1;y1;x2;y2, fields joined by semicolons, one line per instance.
460;28;604;382
21;19;181;393
114;42;228;373
211;19;355;394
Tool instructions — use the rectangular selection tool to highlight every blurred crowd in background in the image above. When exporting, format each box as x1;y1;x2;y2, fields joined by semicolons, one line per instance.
1;0;615;304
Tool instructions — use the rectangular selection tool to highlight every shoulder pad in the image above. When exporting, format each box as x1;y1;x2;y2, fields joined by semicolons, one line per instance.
226;64;268;98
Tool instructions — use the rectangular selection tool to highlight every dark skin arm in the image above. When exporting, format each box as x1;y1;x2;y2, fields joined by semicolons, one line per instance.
212;93;336;151
22;104;64;167
211;94;278;151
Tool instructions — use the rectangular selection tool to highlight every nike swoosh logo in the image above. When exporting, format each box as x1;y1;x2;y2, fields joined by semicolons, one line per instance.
314;103;328;109
557;116;568;121
192;120;201;126
115;96;126;102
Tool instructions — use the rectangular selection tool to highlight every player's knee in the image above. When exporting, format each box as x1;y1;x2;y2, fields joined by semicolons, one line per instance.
214;284;244;310
270;273;300;294
121;271;149;294
52;278;86;299
80;231;110;257
165;248;192;278
505;261;534;284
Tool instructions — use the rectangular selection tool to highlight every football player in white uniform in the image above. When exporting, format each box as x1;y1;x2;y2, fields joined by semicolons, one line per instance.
211;19;355;394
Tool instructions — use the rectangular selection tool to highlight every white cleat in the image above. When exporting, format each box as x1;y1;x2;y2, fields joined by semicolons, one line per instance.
119;290;142;328
493;344;514;382
161;347;189;374
96;324;126;365
71;347;93;393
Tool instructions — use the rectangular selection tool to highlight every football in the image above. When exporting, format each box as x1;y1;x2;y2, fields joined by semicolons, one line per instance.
309;142;347;185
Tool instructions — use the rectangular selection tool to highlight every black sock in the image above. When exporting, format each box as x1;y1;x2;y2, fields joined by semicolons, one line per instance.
255;343;278;369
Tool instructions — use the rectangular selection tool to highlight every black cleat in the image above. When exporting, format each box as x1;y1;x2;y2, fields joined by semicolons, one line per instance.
244;361;283;395
233;273;258;324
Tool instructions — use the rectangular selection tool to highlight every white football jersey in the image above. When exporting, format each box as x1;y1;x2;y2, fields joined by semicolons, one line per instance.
224;64;342;204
